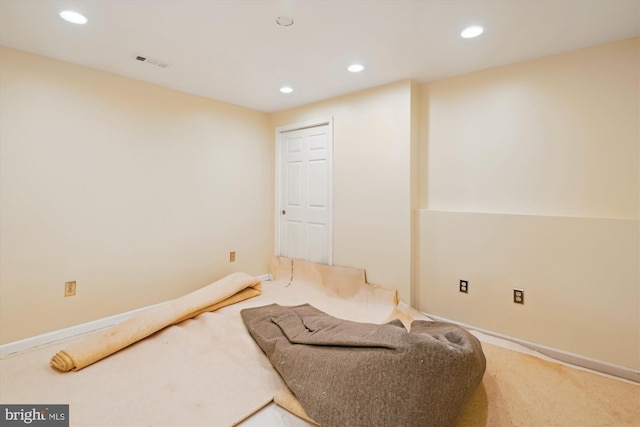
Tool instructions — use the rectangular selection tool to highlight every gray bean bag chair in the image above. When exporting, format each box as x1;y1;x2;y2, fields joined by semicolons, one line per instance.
241;303;486;427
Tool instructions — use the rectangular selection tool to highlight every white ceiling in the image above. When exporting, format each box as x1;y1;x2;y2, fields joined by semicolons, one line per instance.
1;0;638;113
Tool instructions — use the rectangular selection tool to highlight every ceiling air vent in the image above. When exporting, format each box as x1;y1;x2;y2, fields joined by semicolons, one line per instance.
133;54;171;69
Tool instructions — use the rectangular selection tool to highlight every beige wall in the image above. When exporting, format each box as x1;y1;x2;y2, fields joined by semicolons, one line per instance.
419;210;639;369
2;36;638;372
0;47;274;344
417;38;639;370
270;81;415;302
421;37;638;218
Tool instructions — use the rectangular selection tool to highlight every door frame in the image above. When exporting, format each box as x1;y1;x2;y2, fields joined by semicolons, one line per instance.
274;117;334;265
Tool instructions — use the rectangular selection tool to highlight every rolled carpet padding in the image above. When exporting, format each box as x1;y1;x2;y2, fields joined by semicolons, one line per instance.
241;303;486;427
51;272;261;372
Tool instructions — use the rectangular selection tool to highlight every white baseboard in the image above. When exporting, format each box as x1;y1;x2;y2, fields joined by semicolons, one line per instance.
0;273;273;359
258;273;272;282
0;303;162;358
15;273;632;383
424;312;639;383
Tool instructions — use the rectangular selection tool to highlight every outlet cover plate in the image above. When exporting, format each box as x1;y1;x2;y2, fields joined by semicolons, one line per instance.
65;281;76;297
459;280;468;293
513;288;524;304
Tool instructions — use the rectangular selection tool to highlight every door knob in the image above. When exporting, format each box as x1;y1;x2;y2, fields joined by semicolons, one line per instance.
282;210;286;215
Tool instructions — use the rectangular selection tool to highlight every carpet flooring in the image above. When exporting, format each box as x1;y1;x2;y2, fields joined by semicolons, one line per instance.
1;258;638;426
457;341;639;426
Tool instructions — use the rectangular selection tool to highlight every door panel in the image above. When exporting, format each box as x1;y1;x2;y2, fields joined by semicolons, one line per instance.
308;160;327;207
286;162;303;206
287;136;302;153
308;222;328;264
284;220;303;259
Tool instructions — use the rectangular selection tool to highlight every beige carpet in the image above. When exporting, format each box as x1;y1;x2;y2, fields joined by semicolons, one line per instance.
270;304;640;427
50;272;261;372
0;258;397;426
1;258;638;426
457;342;640;427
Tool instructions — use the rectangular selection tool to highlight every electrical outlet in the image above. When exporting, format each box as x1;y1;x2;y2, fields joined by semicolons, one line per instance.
229;251;236;262
513;288;524;304
64;281;76;297
459;280;468;293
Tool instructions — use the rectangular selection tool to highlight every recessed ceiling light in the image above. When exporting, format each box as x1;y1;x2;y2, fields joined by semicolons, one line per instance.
280;86;293;94
461;26;484;39
59;10;88;25
276;16;294;26
348;64;364;73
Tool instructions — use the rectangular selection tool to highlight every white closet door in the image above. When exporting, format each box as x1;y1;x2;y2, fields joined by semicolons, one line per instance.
278;123;332;264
